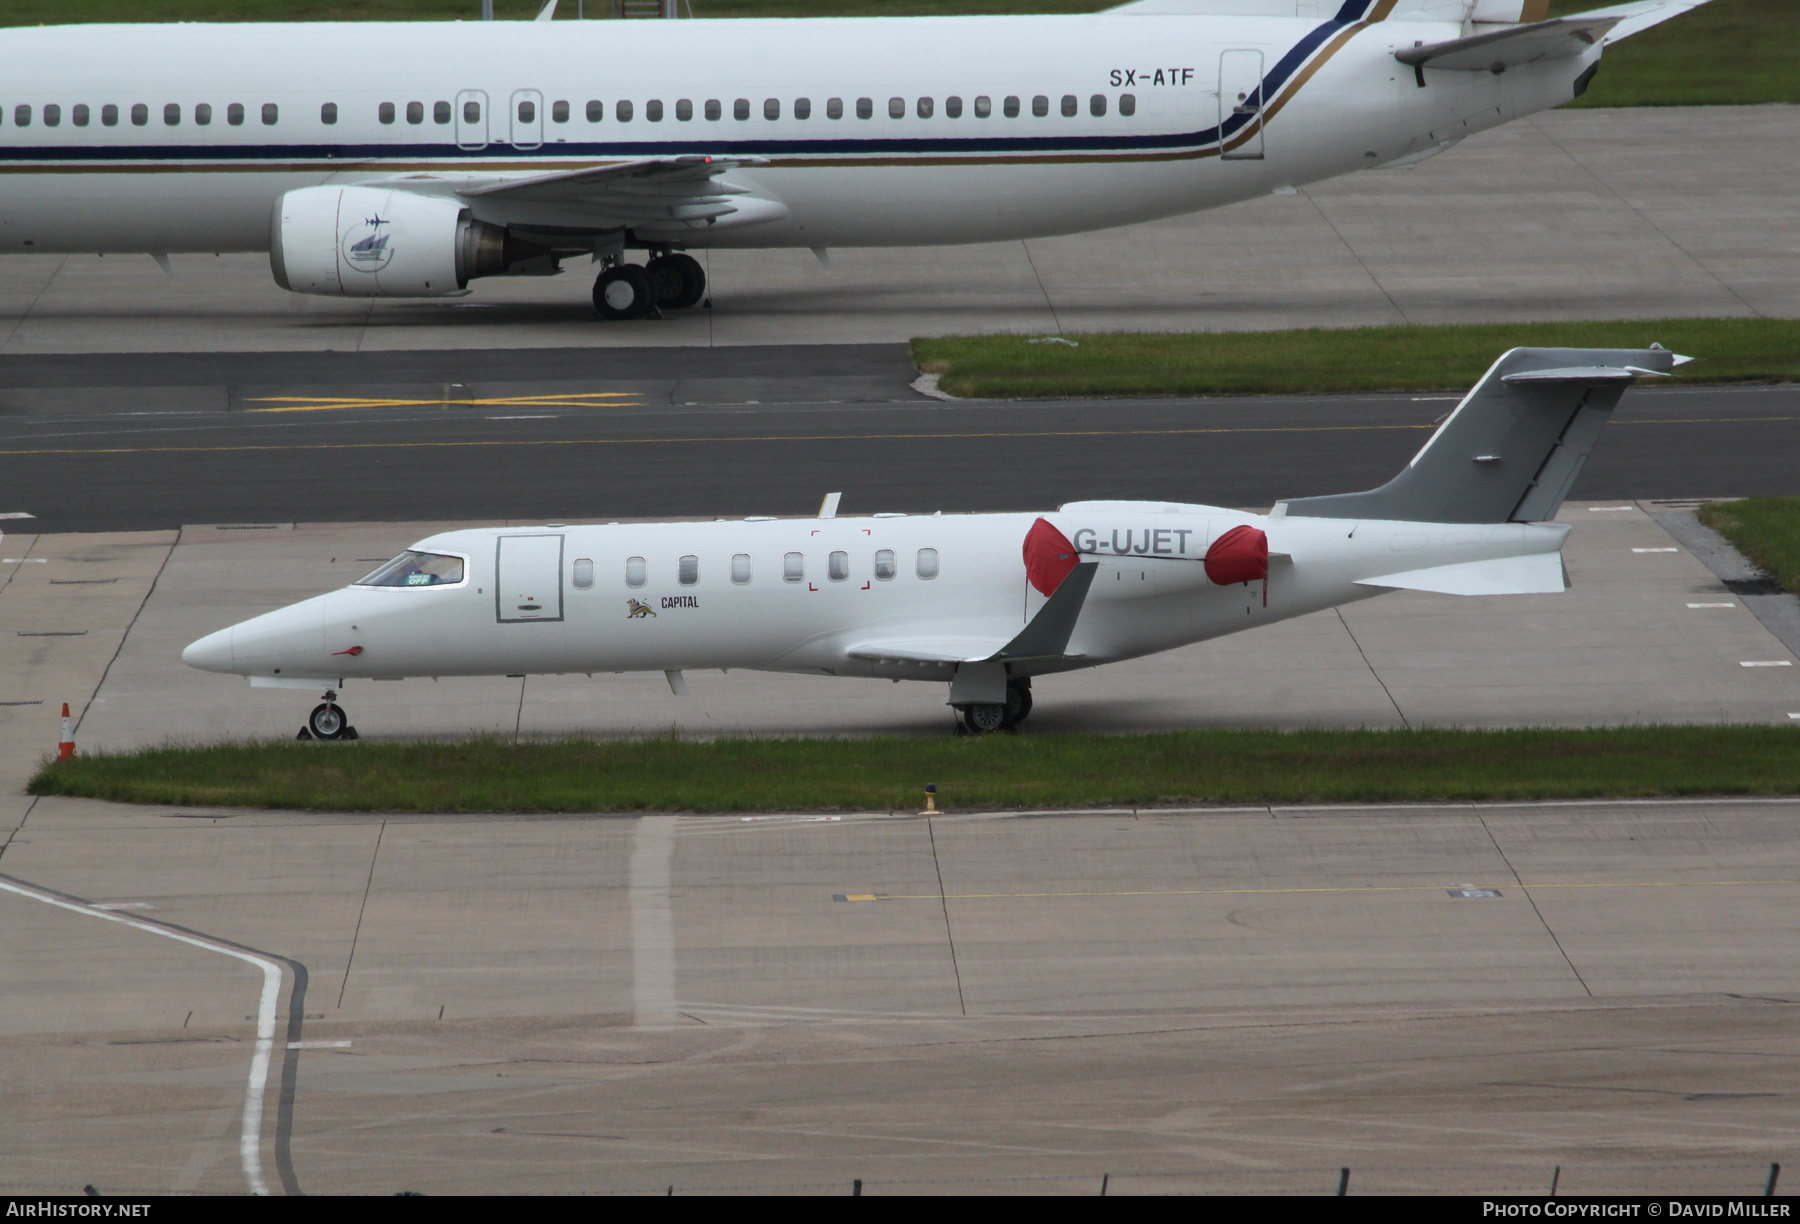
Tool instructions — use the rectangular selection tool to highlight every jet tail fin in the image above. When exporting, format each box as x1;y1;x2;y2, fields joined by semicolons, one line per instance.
1279;346;1686;525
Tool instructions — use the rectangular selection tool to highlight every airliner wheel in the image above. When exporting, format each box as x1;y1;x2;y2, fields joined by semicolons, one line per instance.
308;702;348;741
646;253;706;310
593;264;656;320
961;702;1013;735
1007;682;1033;725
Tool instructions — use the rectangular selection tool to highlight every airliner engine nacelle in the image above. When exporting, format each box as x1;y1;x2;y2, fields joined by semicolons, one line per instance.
269;185;526;298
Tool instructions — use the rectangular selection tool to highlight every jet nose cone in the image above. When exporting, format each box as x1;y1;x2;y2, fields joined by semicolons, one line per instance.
182;627;234;673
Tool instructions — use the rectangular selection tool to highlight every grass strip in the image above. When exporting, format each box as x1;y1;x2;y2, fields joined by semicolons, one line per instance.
911;318;1800;400
28;725;1800;814
10;2;1790;107
1699;497;1800;596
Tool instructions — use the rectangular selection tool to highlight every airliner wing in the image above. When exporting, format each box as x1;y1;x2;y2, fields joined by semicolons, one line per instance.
846;637;1016;665
456;155;767;204
847;562;1099;667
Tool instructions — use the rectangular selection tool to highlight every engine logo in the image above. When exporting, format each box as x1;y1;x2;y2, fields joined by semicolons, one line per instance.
342;214;394;273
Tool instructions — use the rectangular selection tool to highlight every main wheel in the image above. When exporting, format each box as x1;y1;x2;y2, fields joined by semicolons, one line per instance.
961;702;1012;735
646;253;706;310
308;702;348;741
593;264;656;320
1007;682;1033;725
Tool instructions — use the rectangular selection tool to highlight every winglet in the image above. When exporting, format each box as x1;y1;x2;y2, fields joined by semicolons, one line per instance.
996;562;1098;662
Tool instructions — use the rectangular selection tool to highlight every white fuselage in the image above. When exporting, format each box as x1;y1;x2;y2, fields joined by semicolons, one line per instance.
183;502;1568;687
0;8;1586;256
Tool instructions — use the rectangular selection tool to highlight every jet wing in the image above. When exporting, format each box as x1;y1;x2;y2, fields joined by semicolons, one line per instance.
847;562;1099;666
1396;17;1623;72
456;155;768;205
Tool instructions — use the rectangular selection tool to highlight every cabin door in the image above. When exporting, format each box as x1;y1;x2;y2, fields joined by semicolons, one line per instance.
1219;50;1266;161
510;89;544;150
456;89;489;150
496;534;564;623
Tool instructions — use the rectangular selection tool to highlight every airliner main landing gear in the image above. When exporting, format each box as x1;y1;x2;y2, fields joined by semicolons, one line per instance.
647;252;706;310
958;679;1033;735
593;253;706;321
592;264;657;321
298;689;358;741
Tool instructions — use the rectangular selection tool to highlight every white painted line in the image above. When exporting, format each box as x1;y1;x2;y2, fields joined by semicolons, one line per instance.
629;816;678;1026
1410;395;1460;402
738;815;842;824
2;558;47;564
94;901;155;911
1633;548;1679;553
1589;506;1636;513
1688;603;1737;609
0;877;281;1195
485;415;559;420
286;1040;351;1050
1741;661;1795;668
0;512;35;519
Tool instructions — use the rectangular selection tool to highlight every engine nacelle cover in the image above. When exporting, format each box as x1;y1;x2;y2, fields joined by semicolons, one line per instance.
271;186;468;297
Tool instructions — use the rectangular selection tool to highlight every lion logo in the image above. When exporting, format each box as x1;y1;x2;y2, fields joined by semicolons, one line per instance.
626;598;657;619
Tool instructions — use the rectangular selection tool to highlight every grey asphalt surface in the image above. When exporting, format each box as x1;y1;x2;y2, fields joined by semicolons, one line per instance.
0;345;1795;532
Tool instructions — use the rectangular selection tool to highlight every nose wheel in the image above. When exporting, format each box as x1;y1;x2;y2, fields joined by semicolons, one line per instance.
298;690;357;741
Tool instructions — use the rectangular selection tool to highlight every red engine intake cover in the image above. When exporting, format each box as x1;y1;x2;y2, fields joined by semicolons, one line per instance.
1204;524;1269;586
1023;517;1081;595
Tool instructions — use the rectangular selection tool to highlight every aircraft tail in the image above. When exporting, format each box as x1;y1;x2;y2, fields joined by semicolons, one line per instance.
1279;345;1686;525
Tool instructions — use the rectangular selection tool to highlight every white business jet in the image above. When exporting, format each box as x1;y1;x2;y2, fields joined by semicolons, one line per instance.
184;344;1681;736
0;0;1706;318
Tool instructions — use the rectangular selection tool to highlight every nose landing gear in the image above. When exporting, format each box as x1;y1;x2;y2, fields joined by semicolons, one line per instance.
297;690;358;741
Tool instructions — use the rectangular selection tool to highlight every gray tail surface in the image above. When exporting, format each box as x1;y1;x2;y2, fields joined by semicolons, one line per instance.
1280;346;1685;525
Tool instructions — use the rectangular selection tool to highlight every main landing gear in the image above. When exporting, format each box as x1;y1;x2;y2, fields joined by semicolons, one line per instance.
958;679;1033;736
297;689;358;742
592;253;706;321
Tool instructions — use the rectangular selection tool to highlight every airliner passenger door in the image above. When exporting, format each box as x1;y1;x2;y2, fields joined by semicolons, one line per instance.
496;534;564;623
456;89;489;151
1219;50;1266;160
510;89;543;150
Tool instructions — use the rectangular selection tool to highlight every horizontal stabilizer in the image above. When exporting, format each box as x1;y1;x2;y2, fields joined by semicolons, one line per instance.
1396;16;1621;72
1356;552;1566;596
1561;0;1716;45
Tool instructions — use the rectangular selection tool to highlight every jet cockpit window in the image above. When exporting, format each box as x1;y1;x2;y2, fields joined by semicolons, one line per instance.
874;549;896;581
916;548;940;580
1119;92;1136;117
783;552;804;583
678;555;699;586
974;95;991;118
828;551;849;581
355;551;465;588
320;102;337;125
226;103;243;126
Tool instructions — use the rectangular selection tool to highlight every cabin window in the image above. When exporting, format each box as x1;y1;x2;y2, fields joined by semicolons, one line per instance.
131;104;148;126
828;551;849;582
705;98;721;120
463;99;481;124
675;98;692;121
407;101;424;124
262;103;279;125
916;548;940;580
1032;95;1048;118
572;557;594;590
165;103;181;126
646;99;663;121
626;556;647;588
1061;95;1078;118
678;555;699;586
731;553;752;584
195;103;212;125
616;99;632;122
102;104;119;126
793;97;810;120
378;102;395;125
320;102;337;125
855;97;872;119
72;104;89;127
1119;92;1136;117
973;95;991;118
763;98;779;120
518;99;536;123
945;95;962;119
1003;95;1020;118
586;100;603;122
1090;94;1106;117
552;99;569;123
783;551;804;583
226;102;243;126
916;96;933;119
355;551;465;588
11;105;29;127
734;98;749;120
826;97;843;120
888;97;905;119
434;101;451;124
874;549;896;581
43;104;60;127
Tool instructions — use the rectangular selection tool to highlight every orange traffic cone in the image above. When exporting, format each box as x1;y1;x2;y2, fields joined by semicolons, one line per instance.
57;702;75;761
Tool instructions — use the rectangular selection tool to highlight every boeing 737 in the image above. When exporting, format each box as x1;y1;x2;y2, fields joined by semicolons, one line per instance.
183;344;1682;736
0;0;1708;318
